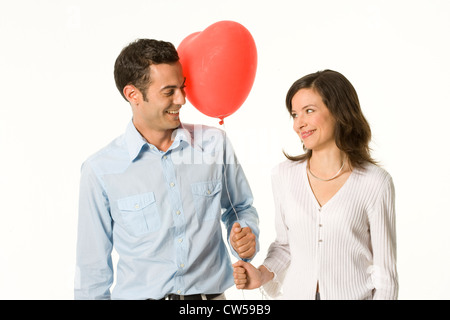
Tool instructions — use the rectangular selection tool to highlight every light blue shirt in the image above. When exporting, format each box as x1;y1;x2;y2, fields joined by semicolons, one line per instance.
75;121;259;300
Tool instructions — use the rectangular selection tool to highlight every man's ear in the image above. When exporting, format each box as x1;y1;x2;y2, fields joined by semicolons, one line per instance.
123;85;141;105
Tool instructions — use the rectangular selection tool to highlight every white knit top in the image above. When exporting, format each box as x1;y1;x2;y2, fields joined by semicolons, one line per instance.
262;160;398;300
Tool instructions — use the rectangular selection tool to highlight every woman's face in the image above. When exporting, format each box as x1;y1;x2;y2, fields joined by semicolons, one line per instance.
291;88;337;152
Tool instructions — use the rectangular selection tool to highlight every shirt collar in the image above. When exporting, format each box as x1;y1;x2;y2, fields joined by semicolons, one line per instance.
125;120;148;162
125;121;202;162
176;123;204;152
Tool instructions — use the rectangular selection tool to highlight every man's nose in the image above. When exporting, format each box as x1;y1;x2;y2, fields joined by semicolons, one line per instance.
174;88;186;106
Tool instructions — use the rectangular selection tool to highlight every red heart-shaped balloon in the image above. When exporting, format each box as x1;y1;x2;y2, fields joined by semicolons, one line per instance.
178;21;257;123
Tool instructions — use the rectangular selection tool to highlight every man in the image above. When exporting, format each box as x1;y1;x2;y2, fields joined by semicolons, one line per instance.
74;39;259;300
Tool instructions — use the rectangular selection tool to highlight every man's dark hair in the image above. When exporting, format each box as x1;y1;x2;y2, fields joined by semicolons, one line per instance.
114;39;179;101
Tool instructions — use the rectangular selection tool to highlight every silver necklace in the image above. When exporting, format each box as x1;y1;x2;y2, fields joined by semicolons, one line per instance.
307;158;345;182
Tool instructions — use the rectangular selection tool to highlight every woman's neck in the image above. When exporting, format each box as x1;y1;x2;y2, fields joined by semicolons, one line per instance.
309;147;346;177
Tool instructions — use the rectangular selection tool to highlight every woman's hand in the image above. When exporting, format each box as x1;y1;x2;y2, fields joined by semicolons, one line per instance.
233;261;274;290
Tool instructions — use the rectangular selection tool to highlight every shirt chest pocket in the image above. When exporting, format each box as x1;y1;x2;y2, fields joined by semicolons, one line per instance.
117;192;161;236
191;180;222;221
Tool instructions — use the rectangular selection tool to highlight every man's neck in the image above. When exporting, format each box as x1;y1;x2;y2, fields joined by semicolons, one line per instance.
133;121;176;152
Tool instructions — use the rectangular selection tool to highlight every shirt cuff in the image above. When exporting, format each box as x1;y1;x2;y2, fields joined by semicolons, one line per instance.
260;264;283;299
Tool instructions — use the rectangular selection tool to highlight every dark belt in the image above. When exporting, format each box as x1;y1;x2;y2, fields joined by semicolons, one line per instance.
160;293;222;300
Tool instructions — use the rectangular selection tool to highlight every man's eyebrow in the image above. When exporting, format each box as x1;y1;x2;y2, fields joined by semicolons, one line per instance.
160;77;186;91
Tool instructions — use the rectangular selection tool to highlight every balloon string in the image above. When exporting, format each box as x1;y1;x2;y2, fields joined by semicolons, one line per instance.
221;121;240;223
221;120;246;300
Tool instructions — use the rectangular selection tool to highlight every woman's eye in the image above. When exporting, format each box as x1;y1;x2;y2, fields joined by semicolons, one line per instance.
291;113;298;118
306;109;314;114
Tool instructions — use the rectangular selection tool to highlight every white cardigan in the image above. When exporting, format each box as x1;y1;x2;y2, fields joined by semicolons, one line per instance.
263;160;398;300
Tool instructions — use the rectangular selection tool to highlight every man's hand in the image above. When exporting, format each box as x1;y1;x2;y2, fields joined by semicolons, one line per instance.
230;222;256;259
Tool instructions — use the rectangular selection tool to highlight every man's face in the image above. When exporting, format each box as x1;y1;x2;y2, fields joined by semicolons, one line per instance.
133;61;186;133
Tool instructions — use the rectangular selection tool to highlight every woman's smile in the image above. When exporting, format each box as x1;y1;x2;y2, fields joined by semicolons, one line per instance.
301;129;316;140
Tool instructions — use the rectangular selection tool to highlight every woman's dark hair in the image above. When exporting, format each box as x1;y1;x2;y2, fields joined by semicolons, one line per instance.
284;69;376;168
114;39;179;101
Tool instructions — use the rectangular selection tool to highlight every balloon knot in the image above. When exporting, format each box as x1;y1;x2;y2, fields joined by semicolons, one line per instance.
219;119;224;125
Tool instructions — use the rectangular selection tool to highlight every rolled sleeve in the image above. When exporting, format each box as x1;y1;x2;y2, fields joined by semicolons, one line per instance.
75;161;114;300
367;176;398;300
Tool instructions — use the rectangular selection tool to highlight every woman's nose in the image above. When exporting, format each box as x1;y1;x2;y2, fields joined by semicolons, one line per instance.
294;116;306;132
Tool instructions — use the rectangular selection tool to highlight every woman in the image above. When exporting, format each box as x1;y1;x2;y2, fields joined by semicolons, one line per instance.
233;70;398;300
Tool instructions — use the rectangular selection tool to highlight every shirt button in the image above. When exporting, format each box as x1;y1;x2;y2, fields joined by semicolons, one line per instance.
176;210;181;215
319;239;323;242
178;238;183;243
134;204;140;209
207;190;211;195
319;224;323;227
163;156;168;160
180;263;185;268
170;182;175;187
177;290;181;294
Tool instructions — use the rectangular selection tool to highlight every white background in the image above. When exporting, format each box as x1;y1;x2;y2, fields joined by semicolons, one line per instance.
1;0;449;300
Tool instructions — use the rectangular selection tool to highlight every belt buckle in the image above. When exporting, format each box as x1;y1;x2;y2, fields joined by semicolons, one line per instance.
165;293;209;300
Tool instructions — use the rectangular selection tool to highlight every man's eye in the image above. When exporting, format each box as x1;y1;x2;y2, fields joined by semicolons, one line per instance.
164;90;174;96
